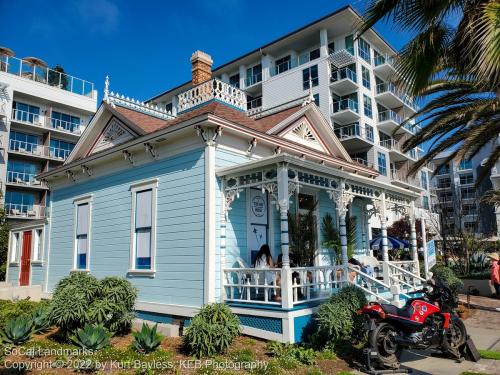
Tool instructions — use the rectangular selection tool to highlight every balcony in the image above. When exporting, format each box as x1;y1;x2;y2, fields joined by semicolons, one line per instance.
390;170;422;190
270;58;299;77
244;73;262;89
331;99;359;123
330;67;358;95
11;109;43;127
5;203;47;219
0;54;94;98
50;117;82;135
11;109;84;137
6;171;47;189
246;97;263;116
377;110;402;134
334;122;374;151
177;79;246;114
373;55;397;80
375;83;418;113
9;139;71;161
379;139;417;162
352;157;375;169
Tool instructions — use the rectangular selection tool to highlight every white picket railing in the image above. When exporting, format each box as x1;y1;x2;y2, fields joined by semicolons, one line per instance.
348;266;392;303
387;262;426;292
223;268;282;305
291;266;347;305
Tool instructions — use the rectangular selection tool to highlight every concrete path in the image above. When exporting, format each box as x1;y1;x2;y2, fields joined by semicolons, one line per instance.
357;309;500;375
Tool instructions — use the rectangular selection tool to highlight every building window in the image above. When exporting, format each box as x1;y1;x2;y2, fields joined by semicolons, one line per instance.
362;66;371;89
328;42;335;54
363;95;372;118
436;163;451;175
459;159;472;170
246;64;262;86
51;111;80;133
421;171;428;190
275;55;291;74
5;190;37;214
247;95;262;110
9;131;39;153
377;152;387;176
10;232;20;263
460;173;474;185
302;65;319;90
7;160;40;184
50;139;75;160
422;196;430;210
345;35;354;55
313;94;319;106
165;103;173;113
365;124;374;142
74;197;92;270
461;187;475;200
358;38;371;62
32;228;43;262
12;101;40;124
130;180;158;272
229;73;240;88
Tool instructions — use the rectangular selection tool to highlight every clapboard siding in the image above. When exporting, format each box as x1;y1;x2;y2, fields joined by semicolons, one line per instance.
48;149;206;307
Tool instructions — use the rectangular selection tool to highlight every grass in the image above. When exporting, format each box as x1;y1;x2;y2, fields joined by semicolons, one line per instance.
479;349;500;360
460;372;490;375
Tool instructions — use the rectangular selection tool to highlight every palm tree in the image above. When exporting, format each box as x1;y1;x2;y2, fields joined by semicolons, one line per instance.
358;0;500;182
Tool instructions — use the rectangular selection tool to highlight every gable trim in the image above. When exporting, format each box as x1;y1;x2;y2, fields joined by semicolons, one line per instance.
279;116;330;154
88;117;137;156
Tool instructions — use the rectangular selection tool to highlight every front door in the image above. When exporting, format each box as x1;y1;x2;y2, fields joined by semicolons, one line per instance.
19;231;32;286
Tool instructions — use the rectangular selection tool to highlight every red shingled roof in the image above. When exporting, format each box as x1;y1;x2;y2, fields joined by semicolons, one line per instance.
253;105;303;133
113;105;168;133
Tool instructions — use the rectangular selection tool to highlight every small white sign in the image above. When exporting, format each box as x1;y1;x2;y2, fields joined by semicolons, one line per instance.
250;189;267;225
426;239;436;270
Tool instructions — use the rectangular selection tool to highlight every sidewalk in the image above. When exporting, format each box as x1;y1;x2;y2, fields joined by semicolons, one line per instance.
459;294;500;312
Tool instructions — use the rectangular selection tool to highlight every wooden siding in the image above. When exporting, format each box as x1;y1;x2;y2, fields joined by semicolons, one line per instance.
47;149;206;307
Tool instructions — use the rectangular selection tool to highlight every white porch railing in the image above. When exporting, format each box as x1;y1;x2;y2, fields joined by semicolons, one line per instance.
223;268;282;305
348;266;392;303
386;262;426;293
177;79;247;113
291;266;347;305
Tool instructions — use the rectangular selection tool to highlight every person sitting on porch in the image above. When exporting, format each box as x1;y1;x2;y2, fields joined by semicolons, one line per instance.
254;244;275;285
348;258;362;282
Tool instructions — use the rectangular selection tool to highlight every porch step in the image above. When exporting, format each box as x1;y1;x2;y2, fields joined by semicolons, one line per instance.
0;285;42;301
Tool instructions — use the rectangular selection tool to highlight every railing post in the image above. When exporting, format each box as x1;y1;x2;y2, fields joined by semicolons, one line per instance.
281;267;293;309
380;192;389;262
409;201;418;272
391;284;402;307
382;261;391;287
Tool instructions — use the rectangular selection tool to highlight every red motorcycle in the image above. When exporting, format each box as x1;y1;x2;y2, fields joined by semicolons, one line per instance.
359;280;469;370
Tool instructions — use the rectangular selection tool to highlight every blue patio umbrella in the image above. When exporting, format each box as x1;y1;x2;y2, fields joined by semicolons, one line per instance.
370;236;410;250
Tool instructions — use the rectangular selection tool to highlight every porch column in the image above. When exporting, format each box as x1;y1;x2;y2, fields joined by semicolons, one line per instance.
409;201;418;262
361;205;367;256
277;164;293;309
220;184;227;302
329;181;354;266
380;191;389;262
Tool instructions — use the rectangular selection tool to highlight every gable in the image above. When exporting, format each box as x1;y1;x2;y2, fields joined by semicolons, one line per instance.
89;118;137;155
281;116;328;153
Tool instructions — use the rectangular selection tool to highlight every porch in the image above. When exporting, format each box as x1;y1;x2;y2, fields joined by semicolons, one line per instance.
217;154;426;312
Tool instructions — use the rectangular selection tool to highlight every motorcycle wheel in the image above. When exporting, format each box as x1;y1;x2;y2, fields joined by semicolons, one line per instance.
369;322;402;368
442;317;467;355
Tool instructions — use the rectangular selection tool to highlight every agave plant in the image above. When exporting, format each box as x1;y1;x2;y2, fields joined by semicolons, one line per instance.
70;324;111;350
32;307;51;333
0;316;34;345
132;323;163;354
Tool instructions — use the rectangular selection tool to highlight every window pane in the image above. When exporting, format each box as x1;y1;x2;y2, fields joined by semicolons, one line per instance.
136;228;151;269
76;203;89;235
77;234;88;269
136;189;152;228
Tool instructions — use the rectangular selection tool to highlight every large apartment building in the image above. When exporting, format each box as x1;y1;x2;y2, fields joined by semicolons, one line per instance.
146;6;432;235
0;48;97;221
431;148;497;237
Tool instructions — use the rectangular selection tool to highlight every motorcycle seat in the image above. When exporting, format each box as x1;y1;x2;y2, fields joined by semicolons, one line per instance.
380;303;414;319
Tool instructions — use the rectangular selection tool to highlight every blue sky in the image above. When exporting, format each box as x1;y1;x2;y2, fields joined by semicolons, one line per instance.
0;0;414;101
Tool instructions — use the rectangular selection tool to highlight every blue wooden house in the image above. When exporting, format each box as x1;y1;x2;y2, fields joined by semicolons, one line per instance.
6;53;424;343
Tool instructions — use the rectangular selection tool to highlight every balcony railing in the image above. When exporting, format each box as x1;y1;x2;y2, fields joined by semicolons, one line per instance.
7;171;45;187
270;58;299;77
352;157;374;169
378;109;402;125
391;170;420;187
11;109;41;125
50;118;81;134
0;54;94;98
5;203;47;219
177;78;246;113
334;122;374;143
332;99;358;113
245;73;262;87
9;139;72;160
373;54;395;68
331;67;357;83
376;82;418;110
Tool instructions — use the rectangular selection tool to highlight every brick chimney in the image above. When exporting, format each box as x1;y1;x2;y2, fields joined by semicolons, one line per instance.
190;51;213;85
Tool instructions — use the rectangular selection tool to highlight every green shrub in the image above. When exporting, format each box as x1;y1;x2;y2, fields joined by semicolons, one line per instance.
266;342;316;366
431;265;463;295
50;274;137;337
0;316;34;345
132;323;163;354
312;285;367;349
183;303;240;358
0;300;47;330
70;324;111;350
32;306;51;333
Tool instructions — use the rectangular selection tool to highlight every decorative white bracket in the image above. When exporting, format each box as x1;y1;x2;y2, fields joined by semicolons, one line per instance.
66;170;76;182
81;165;92;177
328;189;355;217
123;150;134;165
196;125;222;147
223;188;242;214
246;138;257;155
144;142;157;159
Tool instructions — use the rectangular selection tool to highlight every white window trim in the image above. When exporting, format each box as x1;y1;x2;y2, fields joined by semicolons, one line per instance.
9;231;22;265
72;195;93;272
129;179;158;276
31;227;45;265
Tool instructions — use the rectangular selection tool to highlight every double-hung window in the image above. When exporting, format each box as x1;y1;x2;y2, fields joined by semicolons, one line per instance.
302;65;318;90
358;38;371;63
10;232;20;263
32;228;43;262
74;196;92;271
130;180;158;273
365;124;374;142
362;66;371;89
